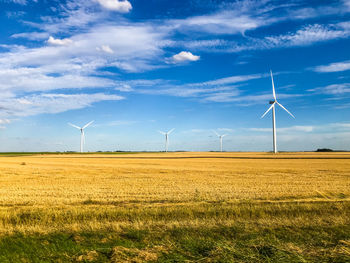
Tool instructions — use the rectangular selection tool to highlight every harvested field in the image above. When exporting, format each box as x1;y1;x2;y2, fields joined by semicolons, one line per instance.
0;152;349;262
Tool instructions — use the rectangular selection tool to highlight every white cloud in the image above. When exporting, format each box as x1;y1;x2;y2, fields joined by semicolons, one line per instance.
96;45;114;54
203;93;300;104
47;36;73;46
249;122;350;137
217;128;234;133
195;74;263;86
250;126;314;133
115;84;133;92
309;83;350;94
0;23;170;97
6;11;26;18
226;23;350;52
171;51;200;63
168;0;288;36
133;73;263;99
0;119;11;124
0;93;124;117
25;1;104;35
11;32;49;41
2;0;350;123
7;0;27;5
0;68;117;93
263;24;348;47
343;0;350;9
313;60;350;73
105;120;137;126
179;22;350;53
141;86;238;98
174;12;264;35
96;0;132;13
202;91;241;102
123;73;282;104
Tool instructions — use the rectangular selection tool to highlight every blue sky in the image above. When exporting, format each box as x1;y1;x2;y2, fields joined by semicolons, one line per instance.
0;0;349;152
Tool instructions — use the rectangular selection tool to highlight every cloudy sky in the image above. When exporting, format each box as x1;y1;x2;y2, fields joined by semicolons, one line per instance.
0;0;349;152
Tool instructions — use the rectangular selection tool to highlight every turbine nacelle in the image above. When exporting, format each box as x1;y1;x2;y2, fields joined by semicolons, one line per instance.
261;72;295;119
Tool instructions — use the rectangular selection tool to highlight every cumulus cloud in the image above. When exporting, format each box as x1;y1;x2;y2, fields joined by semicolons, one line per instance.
96;0;132;13
313;60;350;73
47;36;73;46
170;51;200;63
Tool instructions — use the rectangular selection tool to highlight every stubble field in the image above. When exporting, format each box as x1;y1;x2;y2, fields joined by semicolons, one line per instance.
0;152;350;262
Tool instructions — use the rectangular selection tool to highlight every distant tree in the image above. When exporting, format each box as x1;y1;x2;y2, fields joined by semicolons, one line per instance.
316;148;333;152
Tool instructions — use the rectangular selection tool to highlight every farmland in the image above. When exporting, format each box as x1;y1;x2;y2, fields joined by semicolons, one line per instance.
0;152;350;262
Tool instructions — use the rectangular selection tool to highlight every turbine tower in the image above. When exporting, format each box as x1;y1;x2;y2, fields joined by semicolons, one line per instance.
261;70;295;153
214;131;227;152
68;121;94;153
158;128;175;152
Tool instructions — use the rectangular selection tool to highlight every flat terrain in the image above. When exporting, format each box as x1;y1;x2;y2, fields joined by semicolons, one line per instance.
0;152;350;262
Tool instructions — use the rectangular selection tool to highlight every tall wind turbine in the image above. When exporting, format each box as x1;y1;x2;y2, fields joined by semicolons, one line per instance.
261;70;295;153
213;131;227;152
158;128;175;152
68;121;94;153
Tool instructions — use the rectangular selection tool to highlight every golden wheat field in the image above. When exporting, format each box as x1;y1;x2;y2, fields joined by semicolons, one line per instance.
1;152;350;262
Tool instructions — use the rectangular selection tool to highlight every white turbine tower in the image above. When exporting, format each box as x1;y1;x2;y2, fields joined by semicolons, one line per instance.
214;131;227;152
68;121;94;153
158;128;175;152
261;70;295;153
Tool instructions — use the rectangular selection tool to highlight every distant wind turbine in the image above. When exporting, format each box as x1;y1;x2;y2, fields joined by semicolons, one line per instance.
68;121;94;153
158;128;175;152
261;70;295;153
213;131;227;152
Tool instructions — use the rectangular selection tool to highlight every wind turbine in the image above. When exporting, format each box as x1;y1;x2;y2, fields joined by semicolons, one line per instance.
213;131;227;152
68;121;94;153
261;70;295;153
158;128;175;152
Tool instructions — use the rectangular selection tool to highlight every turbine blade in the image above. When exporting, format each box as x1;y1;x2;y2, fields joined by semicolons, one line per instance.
276;102;295;118
68;123;81;129
222;134;228;137
82;120;94;129
270;70;276;100
167;128;175;134
261;103;274;118
213;130;220;137
158;130;166;135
